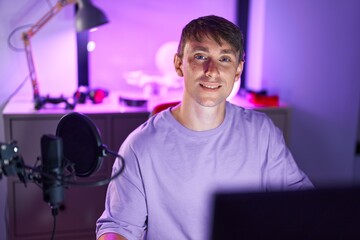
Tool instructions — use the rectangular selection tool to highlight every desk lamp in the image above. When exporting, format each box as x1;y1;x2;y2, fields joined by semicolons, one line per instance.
22;0;109;110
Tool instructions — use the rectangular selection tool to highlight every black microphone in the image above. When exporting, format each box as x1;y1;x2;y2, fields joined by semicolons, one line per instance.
41;134;64;213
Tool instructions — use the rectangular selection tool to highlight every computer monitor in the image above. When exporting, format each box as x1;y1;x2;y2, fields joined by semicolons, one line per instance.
210;187;360;240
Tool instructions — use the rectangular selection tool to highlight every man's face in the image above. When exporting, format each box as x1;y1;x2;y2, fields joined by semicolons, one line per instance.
174;36;244;108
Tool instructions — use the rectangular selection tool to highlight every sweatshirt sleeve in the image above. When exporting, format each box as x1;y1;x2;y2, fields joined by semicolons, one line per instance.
96;139;147;240
262;116;314;191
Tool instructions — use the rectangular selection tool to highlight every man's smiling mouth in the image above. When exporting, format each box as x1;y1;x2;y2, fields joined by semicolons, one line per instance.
200;83;222;89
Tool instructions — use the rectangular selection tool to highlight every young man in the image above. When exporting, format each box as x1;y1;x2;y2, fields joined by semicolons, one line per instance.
96;15;313;240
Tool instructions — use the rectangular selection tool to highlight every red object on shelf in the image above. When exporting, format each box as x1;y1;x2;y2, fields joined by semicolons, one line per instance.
248;92;279;107
150;101;180;116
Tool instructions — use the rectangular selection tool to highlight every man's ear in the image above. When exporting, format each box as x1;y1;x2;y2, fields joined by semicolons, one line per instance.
174;53;184;77
235;60;245;81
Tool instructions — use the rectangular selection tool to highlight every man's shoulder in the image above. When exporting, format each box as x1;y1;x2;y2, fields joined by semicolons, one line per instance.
228;102;269;121
125;110;172;141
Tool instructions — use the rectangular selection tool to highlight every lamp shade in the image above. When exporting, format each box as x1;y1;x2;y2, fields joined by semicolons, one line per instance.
75;0;109;32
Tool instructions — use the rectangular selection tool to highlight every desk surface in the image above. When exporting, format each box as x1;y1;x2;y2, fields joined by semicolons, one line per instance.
3;89;288;116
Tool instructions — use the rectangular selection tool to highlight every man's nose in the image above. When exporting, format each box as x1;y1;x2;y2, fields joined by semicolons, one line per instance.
204;59;219;78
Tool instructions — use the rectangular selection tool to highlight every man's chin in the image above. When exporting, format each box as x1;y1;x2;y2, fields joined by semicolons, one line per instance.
196;98;227;108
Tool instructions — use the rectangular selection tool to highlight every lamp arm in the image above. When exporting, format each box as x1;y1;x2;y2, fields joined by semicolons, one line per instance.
21;0;77;102
22;33;39;99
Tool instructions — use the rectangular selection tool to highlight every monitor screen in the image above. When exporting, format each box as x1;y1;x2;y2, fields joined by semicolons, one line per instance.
210;187;360;240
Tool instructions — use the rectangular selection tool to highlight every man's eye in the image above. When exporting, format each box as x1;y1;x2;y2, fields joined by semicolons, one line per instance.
220;57;231;62
195;55;207;60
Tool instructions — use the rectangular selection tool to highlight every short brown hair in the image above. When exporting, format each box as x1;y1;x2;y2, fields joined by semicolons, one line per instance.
177;15;245;62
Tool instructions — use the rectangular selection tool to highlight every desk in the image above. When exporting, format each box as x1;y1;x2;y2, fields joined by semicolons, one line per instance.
2;91;290;240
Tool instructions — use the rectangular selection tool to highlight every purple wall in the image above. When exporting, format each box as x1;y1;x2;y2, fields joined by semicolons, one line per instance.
260;0;360;186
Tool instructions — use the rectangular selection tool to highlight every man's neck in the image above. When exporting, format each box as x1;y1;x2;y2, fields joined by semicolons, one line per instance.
171;101;226;131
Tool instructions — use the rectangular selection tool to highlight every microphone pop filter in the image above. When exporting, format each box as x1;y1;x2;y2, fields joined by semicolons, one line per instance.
56;112;104;177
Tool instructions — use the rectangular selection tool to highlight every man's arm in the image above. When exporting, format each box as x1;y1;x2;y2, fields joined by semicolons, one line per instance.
98;233;127;240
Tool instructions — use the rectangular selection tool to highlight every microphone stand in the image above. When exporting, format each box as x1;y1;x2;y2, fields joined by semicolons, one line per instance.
0;137;66;240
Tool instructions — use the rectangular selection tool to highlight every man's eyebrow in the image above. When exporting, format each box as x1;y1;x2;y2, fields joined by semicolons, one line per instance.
192;46;209;52
191;46;236;56
220;49;237;56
